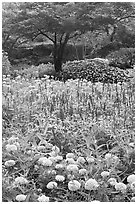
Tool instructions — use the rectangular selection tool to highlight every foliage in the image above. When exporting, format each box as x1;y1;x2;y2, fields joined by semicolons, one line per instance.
2;52;11;75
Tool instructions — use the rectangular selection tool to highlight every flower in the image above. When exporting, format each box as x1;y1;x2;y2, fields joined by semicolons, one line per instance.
108;178;117;186
55;164;64;169
112;155;119;164
14;177;29;185
55;155;63;161
67;164;79;172
79;168;87;175
66;158;76;164
16;194;27;201
38;195;50;202
101;171;110;178
55;175;65;182
6;144;17;152
115;182;127;192
86;156;95;163
68;180;81;191
130;182;135;192
38;157;52;166
130;197;135;202
48;156;57;162
127;174;135;184
8;136;19;144
52;146;60;154
85;178;99;190
105;153;112;160
4;160;16;167
37;145;45;151
66;153;75;159
47;181;57;189
77;156;86;164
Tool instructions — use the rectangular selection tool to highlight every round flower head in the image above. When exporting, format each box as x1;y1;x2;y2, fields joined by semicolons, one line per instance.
38;157;52;166
4;160;16;167
55;164;64;169
8;136;19;144
55;175;65;182
108;178;117;186
86;156;95;163
16;194;27;202
105;153;112;160
48;156;57;162
112;155;119;164
77;156;86;164
101;171;110;178
55;155;63;161
47;181;57;189
79;168;87;175
37;145;45;151
85;178;99;190
130;182;135;192
68;180;81;191
6;144;17;153
115;182;127;193
127;174;135;184
14;177;29;185
66;158;76;164
67;164;79;172
66;153;75;159
38;195;49;202
52;146;60;154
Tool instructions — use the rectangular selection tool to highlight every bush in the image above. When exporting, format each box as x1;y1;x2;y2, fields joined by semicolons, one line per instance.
107;48;135;69
58;59;134;83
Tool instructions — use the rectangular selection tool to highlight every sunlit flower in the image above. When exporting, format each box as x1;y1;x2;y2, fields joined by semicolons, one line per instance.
115;182;127;192
130;182;135;192
127;174;135;184
55;155;63;161
68;180;81;191
55;164;64;169
6;144;18;152
8;136;19;144
67;164;79;172
14;177;29;185
4;160;16;167
101;171;110;178
48;156;57;162
38;157;52;166
79;168;87;175
112;155;119;164
37;145;45;151
55;175;65;182
129;142;134;148
105;153;112;160
86;156;95;163
38;195;50;202
66;153;75;159
85;178;99;190
47;181;57;189
66;158;76;164
108;178;117;186
77;156;86;164
52;146;60;154
16;194;27;201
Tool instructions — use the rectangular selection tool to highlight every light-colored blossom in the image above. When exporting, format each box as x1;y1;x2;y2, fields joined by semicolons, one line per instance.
68;180;81;191
48;156;57;162
52;146;60;154
55;175;65;182
67;164;79;172
4;160;16;167
130;182;135;192
55;155;63;161
66;158;76;164
85;178;99;190
112;155;119;164
127;174;135;184
8;136;19;144
47;181;57;189
55;164;64;169
38;195;50;202
115;182;127;192
77;156;86;164
108;178;117;186
38;157;52;166
105;153;112;160
79;168;87;175
37;145;45;151
14;176;29;185
16;194;27;201
6;144;17;152
130;197;135;202
66;153;75;159
86;156;95;163
101;171;110;178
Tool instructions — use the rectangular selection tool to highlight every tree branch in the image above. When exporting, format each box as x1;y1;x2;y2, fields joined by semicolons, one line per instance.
37;28;55;43
116;14;135;22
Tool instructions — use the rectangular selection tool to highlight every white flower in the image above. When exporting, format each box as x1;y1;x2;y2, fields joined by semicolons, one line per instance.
38;157;52;166
52;146;60;154
14;142;20;149
50;151;57;157
55;155;63;161
48;156;57;162
67;164;79;172
66;153;75;159
115;182;127;192
47;181;57;189
85;178;99;190
86;156;95;163
112;155;119;164
37;145;45;151
105;153;112;160
55;175;65;182
8;136;19;144
6;144;17;152
66;158;76;164
14;177;29;185
130;182;135;192
38;195;50;202
108;178;117;186
55;164;64;169
16;194;27;201
101;171;110;178
129;142;134;148
127;174;135;184
77;156;86;164
4;160;16;167
79;168;87;175
68;180;81;191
